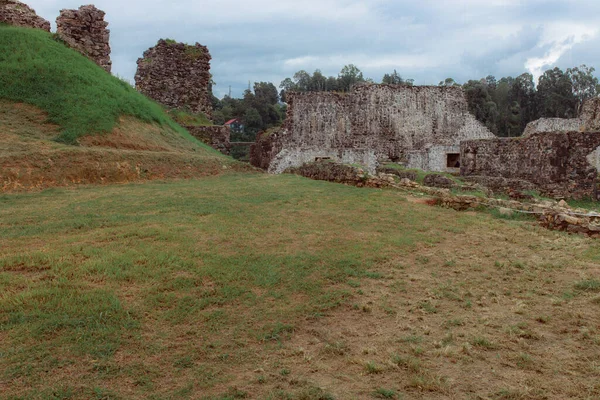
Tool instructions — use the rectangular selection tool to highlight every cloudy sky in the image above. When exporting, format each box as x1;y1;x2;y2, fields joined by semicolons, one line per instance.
28;0;600;98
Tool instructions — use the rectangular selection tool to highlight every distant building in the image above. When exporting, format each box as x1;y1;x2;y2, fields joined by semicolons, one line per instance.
224;118;244;134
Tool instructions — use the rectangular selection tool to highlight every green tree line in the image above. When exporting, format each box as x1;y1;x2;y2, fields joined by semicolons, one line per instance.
212;64;599;141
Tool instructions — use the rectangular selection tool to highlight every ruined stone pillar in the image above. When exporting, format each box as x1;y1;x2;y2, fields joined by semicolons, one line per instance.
0;0;51;31
56;5;112;73
135;39;213;118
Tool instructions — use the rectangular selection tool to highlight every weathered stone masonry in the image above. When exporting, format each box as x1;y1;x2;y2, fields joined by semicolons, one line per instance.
461;132;600;199
0;0;50;31
186;126;230;155
523;98;600;136
251;85;494;174
135;40;213;118
56;5;112;73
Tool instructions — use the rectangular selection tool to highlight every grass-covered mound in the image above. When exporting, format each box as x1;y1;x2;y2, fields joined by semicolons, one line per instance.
0;25;256;190
0;24;190;144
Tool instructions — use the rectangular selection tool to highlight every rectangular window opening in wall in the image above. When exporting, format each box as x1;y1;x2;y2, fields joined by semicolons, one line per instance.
447;153;460;168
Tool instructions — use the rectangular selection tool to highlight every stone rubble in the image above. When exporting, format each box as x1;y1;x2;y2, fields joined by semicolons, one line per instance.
289;159;600;238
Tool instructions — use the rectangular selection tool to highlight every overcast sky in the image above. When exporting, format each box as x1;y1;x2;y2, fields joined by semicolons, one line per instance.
27;0;600;98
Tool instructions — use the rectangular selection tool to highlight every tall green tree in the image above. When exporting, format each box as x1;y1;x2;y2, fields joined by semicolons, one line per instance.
338;64;365;92
510;73;537;133
382;70;414;85
567;64;599;114
463;79;499;134
439;78;460;87
536;67;577;118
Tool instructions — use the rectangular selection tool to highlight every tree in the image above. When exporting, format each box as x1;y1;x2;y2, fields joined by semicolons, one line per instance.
567;64;599;114
382;70;404;85
253;82;278;106
293;70;312;92
279;77;296;102
510;73;537;133
463;80;499;134
492;77;514;137
338;64;365;92
439;78;460;87
537;67;576;118
311;70;327;91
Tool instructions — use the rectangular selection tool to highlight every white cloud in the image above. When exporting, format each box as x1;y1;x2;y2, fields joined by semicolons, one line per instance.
23;0;600;96
525;23;598;81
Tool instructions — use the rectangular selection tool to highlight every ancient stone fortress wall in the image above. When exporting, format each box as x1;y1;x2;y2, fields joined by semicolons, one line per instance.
135;40;213;118
56;5;112;73
0;0;50;31
186;126;230;155
252;85;494;174
461;132;600;199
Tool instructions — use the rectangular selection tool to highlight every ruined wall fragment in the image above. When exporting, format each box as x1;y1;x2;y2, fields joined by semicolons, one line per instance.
186;126;230;155
523;97;600;136
252;85;494;174
461;132;600;199
135;39;212;118
56;5;112;73
0;0;50;31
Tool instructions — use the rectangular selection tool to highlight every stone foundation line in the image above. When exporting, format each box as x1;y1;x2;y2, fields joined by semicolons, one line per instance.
385;178;600;237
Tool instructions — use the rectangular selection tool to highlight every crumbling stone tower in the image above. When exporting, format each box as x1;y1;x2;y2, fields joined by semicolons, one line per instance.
56;5;112;73
135;39;213;118
0;0;51;31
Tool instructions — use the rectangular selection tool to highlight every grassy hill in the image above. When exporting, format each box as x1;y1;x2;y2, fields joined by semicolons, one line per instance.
0;24;249;190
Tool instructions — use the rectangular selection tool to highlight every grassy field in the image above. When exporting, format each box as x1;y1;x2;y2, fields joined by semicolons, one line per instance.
1;174;599;399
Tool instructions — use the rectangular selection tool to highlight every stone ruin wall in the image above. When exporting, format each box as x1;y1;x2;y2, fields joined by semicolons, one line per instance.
186;126;230;155
251;85;494;174
135;40;213;119
56;5;112;73
0;0;50;31
524;98;600;136
461;132;600;199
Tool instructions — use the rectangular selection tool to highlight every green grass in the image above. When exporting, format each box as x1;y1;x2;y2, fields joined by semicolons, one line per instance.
374;388;398;398
0;25;195;144
574;279;600;292
2;173;600;397
0;174;441;397
380;163;462;185
168;108;213;127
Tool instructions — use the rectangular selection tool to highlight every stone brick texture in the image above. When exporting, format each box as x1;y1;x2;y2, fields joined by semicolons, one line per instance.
56;5;111;73
135;40;212;118
251;84;494;174
0;0;50;31
186;126;230;155
461;131;600;199
55;5;111;73
250;131;282;170
423;173;456;189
